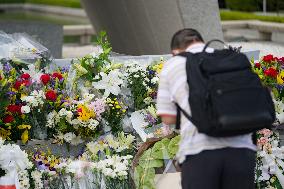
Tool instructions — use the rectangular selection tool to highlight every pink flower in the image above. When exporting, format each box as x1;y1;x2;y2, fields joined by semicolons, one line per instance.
259;129;273;138
162;124;172;136
90;98;106;120
257;137;269;148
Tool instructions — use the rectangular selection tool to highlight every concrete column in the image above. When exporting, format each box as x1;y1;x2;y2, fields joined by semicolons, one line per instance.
81;0;224;55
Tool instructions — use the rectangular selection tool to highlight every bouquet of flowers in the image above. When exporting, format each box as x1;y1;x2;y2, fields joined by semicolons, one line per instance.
47;94;105;145
255;129;284;189
0;138;34;189
82;132;136;189
67;31;112;97
252;54;284;99
252;55;284;124
126;59;163;111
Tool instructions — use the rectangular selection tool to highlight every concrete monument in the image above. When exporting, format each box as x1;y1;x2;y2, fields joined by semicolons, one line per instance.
81;0;223;55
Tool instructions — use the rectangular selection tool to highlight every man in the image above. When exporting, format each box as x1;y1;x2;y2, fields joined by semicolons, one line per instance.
156;28;256;189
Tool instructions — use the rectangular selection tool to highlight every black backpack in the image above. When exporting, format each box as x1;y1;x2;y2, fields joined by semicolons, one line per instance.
176;39;275;137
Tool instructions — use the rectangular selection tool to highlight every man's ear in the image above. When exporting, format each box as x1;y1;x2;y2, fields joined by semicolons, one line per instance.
172;49;181;56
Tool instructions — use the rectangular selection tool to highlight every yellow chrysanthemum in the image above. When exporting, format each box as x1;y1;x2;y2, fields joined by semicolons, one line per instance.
21;130;29;144
153;63;164;74
0;128;11;140
277;71;284;85
18;124;31;130
78;104;95;121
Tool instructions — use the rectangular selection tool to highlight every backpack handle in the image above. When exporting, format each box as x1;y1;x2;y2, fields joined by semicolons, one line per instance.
202;39;242;53
202;39;226;52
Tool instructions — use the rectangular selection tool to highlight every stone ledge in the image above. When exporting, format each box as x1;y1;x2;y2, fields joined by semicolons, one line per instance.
63;25;95;35
248;20;284;33
222;20;284;33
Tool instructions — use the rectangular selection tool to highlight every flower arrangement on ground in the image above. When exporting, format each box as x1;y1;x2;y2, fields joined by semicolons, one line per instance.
82;132;136;189
252;55;284;124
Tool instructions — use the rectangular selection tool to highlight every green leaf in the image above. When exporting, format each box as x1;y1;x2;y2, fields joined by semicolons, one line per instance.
139;148;164;168
152;138;171;159
135;165;156;189
168;135;181;158
139;159;163;169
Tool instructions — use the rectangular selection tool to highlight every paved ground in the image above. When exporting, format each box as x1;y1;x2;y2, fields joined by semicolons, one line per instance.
63;41;284;59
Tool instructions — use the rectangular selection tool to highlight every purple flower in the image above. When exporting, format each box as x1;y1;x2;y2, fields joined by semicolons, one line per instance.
7;91;16;96
149;70;155;75
61;66;70;73
3;63;12;73
145;113;157;125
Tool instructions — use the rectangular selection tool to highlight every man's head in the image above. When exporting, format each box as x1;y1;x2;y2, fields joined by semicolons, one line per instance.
171;28;204;55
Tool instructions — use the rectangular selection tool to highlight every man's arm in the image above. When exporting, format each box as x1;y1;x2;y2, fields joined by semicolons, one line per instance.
156;61;177;126
160;114;176;125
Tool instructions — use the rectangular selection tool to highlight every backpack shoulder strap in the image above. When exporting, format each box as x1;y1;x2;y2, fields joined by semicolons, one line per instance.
175;103;196;129
174;52;195;129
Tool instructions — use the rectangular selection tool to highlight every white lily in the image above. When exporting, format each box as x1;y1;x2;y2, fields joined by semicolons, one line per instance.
92;69;124;97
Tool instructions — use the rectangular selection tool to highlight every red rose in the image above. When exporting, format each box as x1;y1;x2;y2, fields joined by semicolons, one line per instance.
40;74;51;85
21;73;30;80
263;54;275;63
52;72;63;80
3;115;14;123
13;81;22;90
279;57;284;63
255;63;261;69
46;90;57;101
264;68;278;78
7;105;22;114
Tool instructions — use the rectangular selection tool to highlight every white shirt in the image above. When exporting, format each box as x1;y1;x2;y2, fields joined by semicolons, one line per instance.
157;43;256;163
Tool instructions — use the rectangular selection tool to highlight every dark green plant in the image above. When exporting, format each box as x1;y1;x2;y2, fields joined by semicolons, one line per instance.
225;0;261;12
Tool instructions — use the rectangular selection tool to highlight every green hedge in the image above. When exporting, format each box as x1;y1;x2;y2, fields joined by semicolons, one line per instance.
225;0;284;12
220;10;284;23
0;0;81;8
0;0;25;3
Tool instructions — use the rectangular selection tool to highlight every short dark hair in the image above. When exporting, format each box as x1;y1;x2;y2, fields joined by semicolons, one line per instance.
170;28;204;50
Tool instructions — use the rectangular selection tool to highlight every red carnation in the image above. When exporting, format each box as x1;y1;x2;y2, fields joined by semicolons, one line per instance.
263;54;275;63
255;63;261;69
46;90;57;101
7;105;22;114
3;115;14;123
52;72;63;80
264;68;278;78
40;74;51;85
21;73;30;80
13;81;22;90
77;108;82;113
22;80;31;87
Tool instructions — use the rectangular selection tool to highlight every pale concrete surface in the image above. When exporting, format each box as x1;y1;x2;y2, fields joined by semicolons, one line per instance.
155;173;182;189
228;41;284;57
63;41;284;58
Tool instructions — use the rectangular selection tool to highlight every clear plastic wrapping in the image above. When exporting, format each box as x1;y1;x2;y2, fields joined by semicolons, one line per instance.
0;31;51;65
